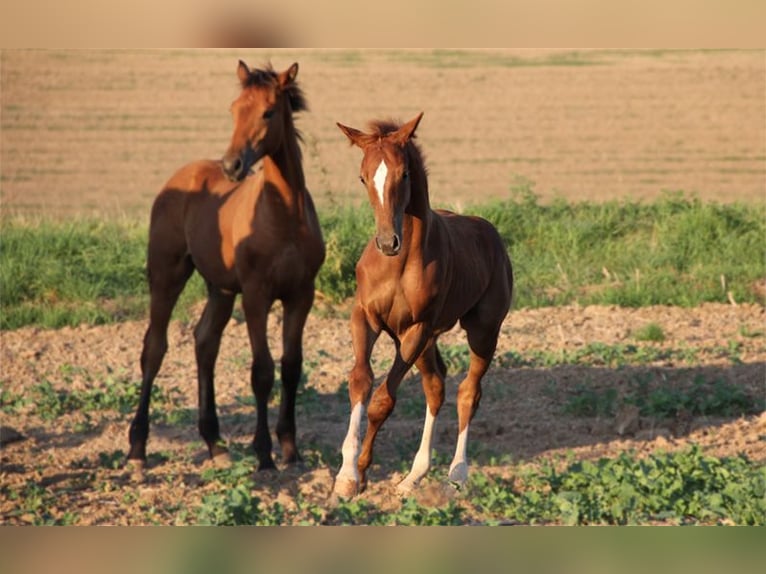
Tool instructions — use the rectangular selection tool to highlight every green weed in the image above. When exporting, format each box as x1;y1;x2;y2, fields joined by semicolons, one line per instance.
633;323;666;342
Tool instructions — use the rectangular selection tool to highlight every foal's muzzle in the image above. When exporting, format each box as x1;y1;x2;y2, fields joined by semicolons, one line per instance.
375;234;401;256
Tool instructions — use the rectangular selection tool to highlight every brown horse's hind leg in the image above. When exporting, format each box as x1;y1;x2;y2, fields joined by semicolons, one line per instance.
194;285;235;463
397;341;446;493
127;254;194;464
275;290;314;464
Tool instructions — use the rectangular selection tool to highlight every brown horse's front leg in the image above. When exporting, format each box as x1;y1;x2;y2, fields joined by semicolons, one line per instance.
334;305;378;498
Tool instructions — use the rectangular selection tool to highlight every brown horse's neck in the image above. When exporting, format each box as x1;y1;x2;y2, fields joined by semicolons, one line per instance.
262;109;306;210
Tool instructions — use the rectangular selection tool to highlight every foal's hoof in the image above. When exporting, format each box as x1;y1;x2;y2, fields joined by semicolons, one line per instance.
333;477;359;499
125;459;146;483
448;462;468;487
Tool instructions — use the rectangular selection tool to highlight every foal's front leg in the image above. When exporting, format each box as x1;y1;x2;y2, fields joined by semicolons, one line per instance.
355;323;430;493
334;305;379;498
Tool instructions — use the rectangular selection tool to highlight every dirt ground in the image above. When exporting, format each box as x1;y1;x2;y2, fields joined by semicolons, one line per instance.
1;302;764;524
1;50;764;524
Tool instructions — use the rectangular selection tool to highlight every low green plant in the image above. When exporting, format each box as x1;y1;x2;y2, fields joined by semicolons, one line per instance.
467;446;766;525
563;384;618;417
29;375;180;421
561;374;762;420
1;481;78;525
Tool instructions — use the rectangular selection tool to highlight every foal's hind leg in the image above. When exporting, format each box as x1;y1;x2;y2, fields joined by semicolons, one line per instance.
448;314;501;486
127;254;194;465
397;342;446;494
194;285;235;464
275;289;314;464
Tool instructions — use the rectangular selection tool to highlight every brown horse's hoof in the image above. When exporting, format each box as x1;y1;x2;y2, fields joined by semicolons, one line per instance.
333;477;359;499
126;459;146;483
212;452;232;468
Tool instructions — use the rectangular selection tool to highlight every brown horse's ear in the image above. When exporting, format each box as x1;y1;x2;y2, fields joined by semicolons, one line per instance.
237;60;251;86
337;122;368;148
391;112;424;146
278;62;299;88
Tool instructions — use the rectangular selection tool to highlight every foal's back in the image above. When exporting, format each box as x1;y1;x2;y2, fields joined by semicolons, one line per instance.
425;208;513;330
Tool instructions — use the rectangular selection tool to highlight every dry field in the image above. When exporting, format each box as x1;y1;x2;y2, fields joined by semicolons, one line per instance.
2;49;764;217
1;50;764;524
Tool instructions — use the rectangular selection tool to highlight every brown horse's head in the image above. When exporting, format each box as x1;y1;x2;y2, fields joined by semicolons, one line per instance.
337;113;424;256
222;61;306;182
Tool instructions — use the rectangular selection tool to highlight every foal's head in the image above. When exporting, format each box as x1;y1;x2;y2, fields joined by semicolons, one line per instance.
222;61;306;182
337;113;424;256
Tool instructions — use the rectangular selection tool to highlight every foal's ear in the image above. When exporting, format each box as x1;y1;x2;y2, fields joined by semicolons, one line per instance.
337;122;368;148
237;60;251;87
278;62;299;88
391;112;424;146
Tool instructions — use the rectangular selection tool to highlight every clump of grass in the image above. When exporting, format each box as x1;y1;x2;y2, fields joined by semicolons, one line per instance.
633;323;666;342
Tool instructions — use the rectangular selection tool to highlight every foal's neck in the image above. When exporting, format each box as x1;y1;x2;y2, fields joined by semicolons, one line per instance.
403;160;433;246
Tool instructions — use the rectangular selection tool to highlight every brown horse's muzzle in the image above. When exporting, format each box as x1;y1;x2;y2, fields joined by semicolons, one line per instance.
222;145;258;182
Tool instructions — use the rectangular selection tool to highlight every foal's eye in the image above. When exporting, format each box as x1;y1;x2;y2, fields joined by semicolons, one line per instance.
263;109;275;120
359;176;365;185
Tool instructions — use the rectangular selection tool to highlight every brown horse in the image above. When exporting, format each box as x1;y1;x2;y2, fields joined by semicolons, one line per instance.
127;61;325;472
333;113;513;497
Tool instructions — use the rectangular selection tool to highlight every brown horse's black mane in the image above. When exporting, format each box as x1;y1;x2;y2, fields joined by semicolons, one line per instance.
367;119;428;178
241;64;308;114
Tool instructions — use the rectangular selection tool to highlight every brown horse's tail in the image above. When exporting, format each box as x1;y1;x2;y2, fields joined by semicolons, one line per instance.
435;345;448;378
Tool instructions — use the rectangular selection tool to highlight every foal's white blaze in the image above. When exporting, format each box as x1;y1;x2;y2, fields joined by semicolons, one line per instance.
336;402;365;487
448;424;470;485
373;160;388;206
398;406;437;492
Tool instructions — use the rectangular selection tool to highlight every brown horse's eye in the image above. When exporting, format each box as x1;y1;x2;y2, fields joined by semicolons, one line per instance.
359;176;365;185
403;170;409;180
263;109;275;120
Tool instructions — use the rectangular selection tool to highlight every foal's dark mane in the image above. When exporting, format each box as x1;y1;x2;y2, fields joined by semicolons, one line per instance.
241;63;308;114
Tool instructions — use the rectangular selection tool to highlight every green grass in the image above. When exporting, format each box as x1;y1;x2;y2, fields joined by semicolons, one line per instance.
1;191;764;330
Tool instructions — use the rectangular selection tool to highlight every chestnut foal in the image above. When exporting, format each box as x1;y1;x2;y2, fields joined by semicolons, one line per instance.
333;113;513;497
